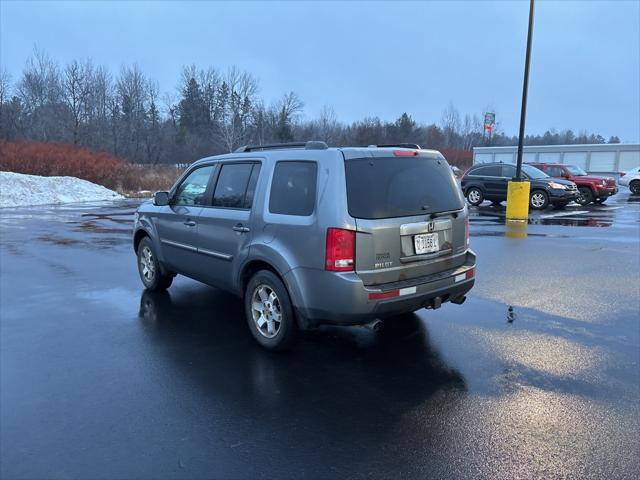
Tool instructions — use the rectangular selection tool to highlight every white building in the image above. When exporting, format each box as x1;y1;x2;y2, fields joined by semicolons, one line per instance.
473;144;640;175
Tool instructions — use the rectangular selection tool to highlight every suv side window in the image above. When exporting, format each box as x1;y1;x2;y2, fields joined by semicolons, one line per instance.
173;165;215;206
212;163;256;209
546;166;564;177
269;161;318;216
501;165;516;178
471;165;501;176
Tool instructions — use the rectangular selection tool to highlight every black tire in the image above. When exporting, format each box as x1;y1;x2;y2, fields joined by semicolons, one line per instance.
630;180;640;195
466;187;484;206
244;270;297;351
529;190;549;210
137;237;173;291
577;187;594;205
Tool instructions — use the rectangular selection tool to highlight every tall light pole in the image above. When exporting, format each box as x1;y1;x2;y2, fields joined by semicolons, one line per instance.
506;0;535;220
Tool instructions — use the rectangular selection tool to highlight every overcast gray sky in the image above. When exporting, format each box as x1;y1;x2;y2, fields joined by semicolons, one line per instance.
1;0;639;142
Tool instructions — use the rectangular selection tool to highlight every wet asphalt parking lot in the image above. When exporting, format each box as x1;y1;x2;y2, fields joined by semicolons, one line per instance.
1;194;639;479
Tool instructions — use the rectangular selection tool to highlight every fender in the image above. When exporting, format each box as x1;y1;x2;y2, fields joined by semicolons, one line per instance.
237;241;301;304
133;216;167;269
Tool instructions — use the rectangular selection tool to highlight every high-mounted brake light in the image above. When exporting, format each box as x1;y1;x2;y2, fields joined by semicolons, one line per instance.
325;228;355;272
393;150;418;157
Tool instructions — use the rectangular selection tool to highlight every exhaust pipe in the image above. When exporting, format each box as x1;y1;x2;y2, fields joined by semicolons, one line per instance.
364;319;384;332
450;295;467;305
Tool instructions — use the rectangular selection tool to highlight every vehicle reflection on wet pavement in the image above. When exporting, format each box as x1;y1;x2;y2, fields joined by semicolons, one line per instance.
1;194;639;479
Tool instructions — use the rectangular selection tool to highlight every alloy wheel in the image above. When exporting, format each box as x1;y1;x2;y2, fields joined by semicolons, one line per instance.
468;189;481;204
531;192;546;208
140;246;155;282
251;284;282;338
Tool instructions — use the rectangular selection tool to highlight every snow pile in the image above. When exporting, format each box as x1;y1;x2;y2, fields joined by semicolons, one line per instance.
0;171;124;208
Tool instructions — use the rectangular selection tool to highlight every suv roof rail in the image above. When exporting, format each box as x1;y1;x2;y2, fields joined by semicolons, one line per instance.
366;143;422;150
235;141;328;153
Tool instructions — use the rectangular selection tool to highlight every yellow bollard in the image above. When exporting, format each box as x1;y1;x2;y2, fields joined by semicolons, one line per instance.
506;181;531;220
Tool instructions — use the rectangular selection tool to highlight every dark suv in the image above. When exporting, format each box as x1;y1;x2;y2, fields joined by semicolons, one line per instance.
461;162;578;209
133;142;476;350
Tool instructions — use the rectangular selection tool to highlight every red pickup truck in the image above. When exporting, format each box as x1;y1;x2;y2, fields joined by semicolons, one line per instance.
529;163;618;205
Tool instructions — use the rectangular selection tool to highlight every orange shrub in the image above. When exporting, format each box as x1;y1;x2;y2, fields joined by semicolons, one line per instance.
441;148;473;169
0;140;182;194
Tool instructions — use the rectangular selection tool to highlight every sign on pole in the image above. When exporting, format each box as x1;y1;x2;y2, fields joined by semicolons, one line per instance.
483;112;496;139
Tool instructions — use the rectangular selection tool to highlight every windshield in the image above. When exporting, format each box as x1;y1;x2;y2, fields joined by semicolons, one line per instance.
345;156;464;219
566;165;588;176
522;164;549;179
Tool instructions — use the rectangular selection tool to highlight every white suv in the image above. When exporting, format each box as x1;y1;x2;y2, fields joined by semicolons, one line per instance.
618;167;640;195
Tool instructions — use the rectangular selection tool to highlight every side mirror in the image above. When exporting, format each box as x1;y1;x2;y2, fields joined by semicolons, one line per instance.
153;191;170;206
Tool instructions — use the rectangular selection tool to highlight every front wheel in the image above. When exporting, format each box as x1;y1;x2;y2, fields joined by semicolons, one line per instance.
466;187;484;206
576;187;594;205
530;190;549;210
629;180;640;195
137;237;173;291
245;270;297;351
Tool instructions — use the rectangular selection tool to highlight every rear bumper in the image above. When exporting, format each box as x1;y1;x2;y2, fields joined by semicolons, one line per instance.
284;250;476;327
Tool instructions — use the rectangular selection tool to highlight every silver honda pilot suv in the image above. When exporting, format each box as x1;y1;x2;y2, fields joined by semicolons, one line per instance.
133;142;476;350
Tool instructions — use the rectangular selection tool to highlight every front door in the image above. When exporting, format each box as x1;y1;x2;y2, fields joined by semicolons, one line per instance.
156;165;215;275
195;162;261;290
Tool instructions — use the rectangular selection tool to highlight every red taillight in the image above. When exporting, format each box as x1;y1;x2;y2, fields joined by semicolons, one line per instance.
393;150;418;157
619;172;626;177
325;228;355;271
466;268;475;279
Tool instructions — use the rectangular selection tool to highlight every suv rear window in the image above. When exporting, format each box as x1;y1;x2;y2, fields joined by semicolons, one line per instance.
269;161;318;216
345;156;464;219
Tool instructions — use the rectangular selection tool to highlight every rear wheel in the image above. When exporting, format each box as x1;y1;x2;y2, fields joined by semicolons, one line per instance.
630;180;640;195
576;187;594;205
245;270;297;351
137;237;173;291
466;187;483;206
530;190;549;210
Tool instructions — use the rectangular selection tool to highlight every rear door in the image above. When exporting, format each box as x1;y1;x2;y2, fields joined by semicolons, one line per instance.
195;162;260;289
481;164;507;198
345;152;467;286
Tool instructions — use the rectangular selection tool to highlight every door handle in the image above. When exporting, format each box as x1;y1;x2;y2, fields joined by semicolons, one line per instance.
232;223;250;233
183;220;197;227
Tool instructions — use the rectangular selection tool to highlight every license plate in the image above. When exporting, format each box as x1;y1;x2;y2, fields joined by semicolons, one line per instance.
414;233;439;255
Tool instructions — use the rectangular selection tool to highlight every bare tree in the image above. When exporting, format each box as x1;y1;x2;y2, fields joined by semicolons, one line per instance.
63;59;93;144
0;68;11;105
316;104;339;145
